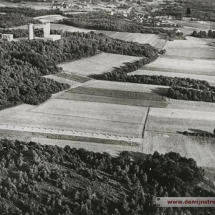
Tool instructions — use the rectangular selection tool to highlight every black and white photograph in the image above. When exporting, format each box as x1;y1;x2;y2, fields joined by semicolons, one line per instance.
0;0;215;214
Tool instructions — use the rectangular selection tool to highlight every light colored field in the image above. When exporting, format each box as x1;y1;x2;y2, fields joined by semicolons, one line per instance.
146;108;215;133
167;99;215;112
83;80;169;92
128;69;215;85
31;137;142;157
58;53;142;76
44;74;80;86
173;20;215;34
31;99;146;124
144;58;215;76
95;32;167;49
144;131;215;167
33;15;67;23
0;100;147;138
165;36;215;59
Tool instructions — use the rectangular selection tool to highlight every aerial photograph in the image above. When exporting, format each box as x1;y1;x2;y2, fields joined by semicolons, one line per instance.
0;0;215;214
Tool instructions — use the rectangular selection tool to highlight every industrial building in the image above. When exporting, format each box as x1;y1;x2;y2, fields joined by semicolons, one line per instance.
28;22;61;41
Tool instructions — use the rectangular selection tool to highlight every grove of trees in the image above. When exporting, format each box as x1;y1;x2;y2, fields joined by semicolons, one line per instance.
0;139;214;215
191;30;215;38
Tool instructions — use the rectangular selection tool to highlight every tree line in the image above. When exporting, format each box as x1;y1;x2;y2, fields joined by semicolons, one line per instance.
0;139;214;215
191;30;215;38
168;87;215;103
0;30;158;109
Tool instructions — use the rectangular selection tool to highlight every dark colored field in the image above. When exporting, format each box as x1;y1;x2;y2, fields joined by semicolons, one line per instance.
67;87;166;101
55;92;168;108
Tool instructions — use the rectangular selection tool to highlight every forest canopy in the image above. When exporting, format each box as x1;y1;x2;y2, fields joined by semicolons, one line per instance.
0;7;62;28
0;139;214;215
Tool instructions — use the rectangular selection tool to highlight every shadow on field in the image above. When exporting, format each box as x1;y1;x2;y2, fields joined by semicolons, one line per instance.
150;87;169;96
177;129;215;137
189;128;212;135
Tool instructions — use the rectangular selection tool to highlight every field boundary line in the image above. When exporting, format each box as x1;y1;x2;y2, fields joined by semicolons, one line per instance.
141;107;150;151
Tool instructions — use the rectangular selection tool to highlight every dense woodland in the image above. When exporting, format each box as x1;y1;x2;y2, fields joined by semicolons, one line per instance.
0;7;62;28
0;30;158;109
0;139;214;215
61;12;184;39
191;30;215;38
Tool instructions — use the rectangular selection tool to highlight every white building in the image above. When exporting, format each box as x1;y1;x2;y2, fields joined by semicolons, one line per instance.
28;23;61;41
1;34;13;41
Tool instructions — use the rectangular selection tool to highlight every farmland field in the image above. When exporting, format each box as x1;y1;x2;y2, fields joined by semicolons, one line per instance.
146;108;215;133
0;99;148;138
144;58;215;76
54;92;168;107
172;20;215;34
68;86;166;101
30;137;142;156
58;53;142;76
83;80;169;93
95;32;167;49
168;99;215;112
164;36;215;59
144;131;215;167
31;99;146;124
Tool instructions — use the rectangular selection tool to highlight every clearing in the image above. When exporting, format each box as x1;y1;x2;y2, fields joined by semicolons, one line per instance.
58;53;142;76
33;15;67;23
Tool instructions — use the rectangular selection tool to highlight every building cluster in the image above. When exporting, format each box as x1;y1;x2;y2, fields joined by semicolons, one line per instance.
1;23;61;42
28;22;61;41
52;1;91;9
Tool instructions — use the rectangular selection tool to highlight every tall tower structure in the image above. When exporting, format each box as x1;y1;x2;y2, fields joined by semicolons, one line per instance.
43;22;50;38
28;23;34;40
